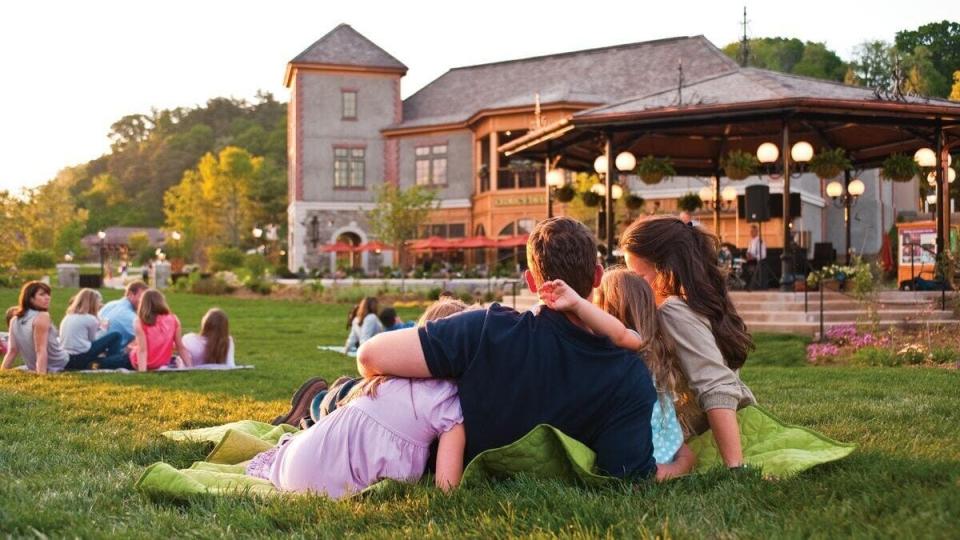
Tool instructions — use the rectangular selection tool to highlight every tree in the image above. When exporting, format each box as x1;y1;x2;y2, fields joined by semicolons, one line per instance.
850;40;895;90
896;21;960;98
721;38;847;81
951;70;960;101
367;184;438;270
901;45;948;96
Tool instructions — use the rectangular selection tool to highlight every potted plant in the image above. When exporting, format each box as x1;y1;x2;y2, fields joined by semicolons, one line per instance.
625;193;645;210
881;153;919;182
808;148;851;180
721;150;759;180
636;155;676;185
676;192;703;213
554;183;576;202
582;190;602;207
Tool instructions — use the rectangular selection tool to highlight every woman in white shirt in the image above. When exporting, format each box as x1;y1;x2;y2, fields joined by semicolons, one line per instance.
60;288;128;370
344;297;383;352
181;308;235;368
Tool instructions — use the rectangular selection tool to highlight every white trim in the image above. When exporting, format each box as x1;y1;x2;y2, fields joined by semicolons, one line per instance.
288;198;471;212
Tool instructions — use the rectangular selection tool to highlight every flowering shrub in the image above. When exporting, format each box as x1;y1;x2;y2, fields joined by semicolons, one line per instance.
806;343;841;363
808;324;889;364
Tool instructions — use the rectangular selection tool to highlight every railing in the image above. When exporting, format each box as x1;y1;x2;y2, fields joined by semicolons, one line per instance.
496;168;543;190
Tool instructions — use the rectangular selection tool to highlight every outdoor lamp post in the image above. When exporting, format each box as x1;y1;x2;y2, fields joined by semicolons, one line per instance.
252;225;265;255
826;174;865;264
699;181;738;237
915;147;947;257
756;139;814;289
594;149;635;264
97;230;106;286
545;168;565;218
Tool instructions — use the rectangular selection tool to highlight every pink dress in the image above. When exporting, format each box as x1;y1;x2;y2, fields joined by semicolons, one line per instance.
252;378;462;499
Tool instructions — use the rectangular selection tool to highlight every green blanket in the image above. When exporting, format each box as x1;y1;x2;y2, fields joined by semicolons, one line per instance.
136;406;855;500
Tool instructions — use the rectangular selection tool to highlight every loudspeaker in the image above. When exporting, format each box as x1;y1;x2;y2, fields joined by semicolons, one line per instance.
744;184;770;222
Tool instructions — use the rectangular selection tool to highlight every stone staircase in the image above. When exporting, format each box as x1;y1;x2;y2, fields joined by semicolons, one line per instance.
507;288;960;337
734;290;959;336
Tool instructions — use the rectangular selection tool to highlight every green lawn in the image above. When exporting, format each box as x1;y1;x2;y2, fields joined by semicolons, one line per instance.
1;289;958;538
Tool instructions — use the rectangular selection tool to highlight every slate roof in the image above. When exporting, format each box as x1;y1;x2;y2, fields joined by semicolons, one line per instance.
289;23;407;72
81;227;166;248
393;35;739;130
579;67;960;118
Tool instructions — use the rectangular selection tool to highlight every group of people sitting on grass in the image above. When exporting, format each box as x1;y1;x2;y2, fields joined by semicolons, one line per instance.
254;215;755;497
342;296;416;353
2;280;234;373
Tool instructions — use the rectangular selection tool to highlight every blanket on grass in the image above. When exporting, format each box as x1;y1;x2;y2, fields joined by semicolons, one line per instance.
71;364;254;374
136;406;855;500
316;345;357;357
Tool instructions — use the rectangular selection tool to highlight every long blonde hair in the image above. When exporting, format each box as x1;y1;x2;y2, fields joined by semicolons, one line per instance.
66;288;102;316
341;298;472;405
593;268;680;398
200;308;231;364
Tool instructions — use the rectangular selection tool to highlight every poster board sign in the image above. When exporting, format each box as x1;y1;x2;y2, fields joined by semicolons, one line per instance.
898;226;936;266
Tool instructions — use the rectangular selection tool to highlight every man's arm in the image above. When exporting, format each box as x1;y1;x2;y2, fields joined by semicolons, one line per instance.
356;327;430;378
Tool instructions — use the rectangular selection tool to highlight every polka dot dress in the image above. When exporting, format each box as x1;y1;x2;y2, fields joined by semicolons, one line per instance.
651;393;684;465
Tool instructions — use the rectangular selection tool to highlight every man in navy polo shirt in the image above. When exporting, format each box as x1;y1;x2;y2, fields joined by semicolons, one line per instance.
357;217;657;479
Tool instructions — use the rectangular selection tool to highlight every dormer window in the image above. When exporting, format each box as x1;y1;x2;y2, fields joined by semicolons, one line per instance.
341;90;357;120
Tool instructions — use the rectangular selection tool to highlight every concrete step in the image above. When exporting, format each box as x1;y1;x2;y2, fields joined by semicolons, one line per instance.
747;319;960;336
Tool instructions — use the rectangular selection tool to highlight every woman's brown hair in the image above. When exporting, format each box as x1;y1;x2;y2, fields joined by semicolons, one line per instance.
136;289;171;326
594;268;680;396
200;308;231;364
620;215;754;369
355;296;379;322
16;281;51;318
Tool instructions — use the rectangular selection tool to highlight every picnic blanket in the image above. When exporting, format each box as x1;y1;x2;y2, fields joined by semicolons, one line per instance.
136;405;855;500
71;364;254;374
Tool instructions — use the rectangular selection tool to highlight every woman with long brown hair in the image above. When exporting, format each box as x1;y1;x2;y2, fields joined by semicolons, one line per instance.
619;215;756;469
181;308;234;367
344;296;383;353
1;281;70;374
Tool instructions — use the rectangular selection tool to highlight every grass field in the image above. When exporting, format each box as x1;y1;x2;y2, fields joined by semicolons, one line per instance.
0;289;958;538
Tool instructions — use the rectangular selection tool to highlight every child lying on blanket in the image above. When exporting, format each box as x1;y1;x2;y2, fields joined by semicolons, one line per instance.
538;269;696;481
245;298;473;499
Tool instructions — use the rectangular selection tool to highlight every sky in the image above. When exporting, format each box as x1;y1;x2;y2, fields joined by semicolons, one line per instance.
0;0;949;192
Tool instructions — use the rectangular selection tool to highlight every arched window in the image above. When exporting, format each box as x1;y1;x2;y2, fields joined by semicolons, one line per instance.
498;218;536;237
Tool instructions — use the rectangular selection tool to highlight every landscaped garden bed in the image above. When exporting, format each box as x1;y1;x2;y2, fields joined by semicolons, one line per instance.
806;323;960;368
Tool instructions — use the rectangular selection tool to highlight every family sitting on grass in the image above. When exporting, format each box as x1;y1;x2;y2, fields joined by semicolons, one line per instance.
2;280;234;373
258;215;755;497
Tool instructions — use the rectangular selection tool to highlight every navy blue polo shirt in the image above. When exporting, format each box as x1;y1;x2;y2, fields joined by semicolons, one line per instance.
418;303;657;479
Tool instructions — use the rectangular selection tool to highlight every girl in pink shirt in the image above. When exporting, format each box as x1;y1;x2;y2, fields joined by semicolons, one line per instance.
98;289;191;371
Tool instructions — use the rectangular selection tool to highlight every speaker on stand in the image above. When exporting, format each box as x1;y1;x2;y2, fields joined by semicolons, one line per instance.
744;185;772;290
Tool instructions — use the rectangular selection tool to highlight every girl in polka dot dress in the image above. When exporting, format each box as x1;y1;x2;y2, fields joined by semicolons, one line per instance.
538;268;695;481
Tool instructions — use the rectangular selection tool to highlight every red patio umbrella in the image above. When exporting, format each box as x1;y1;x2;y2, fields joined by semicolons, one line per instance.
320;242;357;253
453;236;499;249
355;240;393;252
408;236;456;251
497;234;530;248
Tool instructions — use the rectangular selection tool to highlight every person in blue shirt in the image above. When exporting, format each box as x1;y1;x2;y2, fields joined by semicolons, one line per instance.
378;307;415;332
98;280;148;347
356;217;658;480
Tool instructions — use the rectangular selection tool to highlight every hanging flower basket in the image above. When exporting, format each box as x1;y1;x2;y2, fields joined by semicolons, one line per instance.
721;150;759;180
676;192;703;212
582;191;602;207
808;148;851;180
881;153;919;182
636;156;675;185
554;184;576;202
625;194;645;210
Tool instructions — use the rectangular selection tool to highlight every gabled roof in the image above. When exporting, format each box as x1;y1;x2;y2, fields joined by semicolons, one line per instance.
579;67;960;118
286;24;407;82
391;35;739;131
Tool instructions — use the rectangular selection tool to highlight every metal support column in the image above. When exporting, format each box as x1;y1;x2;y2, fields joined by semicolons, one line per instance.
780;121;793;290
604;134;616;265
844;169;852;264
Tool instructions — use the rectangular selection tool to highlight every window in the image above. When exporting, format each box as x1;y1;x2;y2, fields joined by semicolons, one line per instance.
341;91;357;119
498;218;536;237
334;147;365;188
418;223;466;238
415;144;448;186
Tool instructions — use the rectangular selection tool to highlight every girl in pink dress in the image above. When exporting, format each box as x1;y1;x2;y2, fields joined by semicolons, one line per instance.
246;299;470;499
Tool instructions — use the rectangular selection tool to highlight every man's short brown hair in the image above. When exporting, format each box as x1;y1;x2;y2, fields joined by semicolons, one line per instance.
526;217;598;298
125;280;148;296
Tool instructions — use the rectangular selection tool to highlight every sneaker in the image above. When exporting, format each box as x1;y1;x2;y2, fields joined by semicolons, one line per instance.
271;377;328;426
